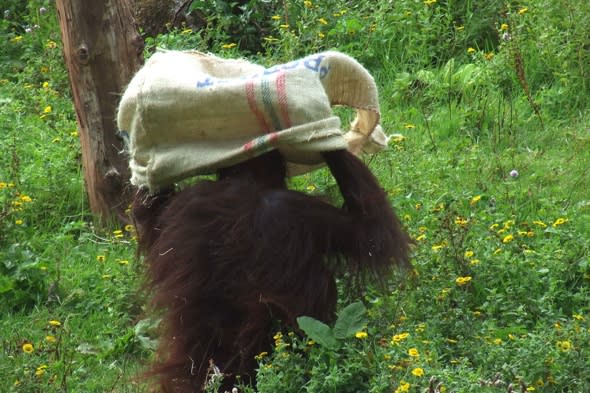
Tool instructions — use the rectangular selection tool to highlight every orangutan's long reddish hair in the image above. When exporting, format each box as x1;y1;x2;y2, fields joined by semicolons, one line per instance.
132;149;411;392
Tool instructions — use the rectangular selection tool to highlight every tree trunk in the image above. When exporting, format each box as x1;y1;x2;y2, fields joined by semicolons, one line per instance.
56;0;144;225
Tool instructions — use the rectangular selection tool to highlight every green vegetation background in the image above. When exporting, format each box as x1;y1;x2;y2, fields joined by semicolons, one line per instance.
1;0;589;392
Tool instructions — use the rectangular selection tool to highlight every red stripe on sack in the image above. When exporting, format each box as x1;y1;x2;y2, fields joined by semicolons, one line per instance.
276;70;291;128
246;79;271;133
268;132;279;144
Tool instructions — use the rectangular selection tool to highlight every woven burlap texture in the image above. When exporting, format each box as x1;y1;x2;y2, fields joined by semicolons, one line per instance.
117;50;389;192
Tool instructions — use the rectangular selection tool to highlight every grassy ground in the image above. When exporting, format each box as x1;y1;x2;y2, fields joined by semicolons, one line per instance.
1;1;590;392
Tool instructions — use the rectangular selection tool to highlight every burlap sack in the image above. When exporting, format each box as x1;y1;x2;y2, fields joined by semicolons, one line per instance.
117;50;389;192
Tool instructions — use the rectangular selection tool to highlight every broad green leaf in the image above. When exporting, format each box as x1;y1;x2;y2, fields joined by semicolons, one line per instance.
333;301;367;340
296;316;339;349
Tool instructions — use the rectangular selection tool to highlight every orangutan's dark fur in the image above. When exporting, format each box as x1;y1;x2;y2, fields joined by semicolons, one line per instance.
132;149;411;392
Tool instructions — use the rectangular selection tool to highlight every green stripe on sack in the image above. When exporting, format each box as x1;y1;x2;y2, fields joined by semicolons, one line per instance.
261;76;282;131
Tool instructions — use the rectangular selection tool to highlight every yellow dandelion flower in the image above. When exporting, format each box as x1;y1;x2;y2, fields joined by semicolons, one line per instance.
15;219;23;225
408;348;419;357
556;340;572;352
271;15;281;20
455;216;468;226
464;250;474;258
518;7;528;15
415;234;426;241
424;0;437;5
467;47;476;54
392;332;410;344
392;134;407;143
395;381;411;393
500;23;509;31
221;43;237;49
469;195;481;205
35;365;48;377
96;255;106;262
455;276;472;286
493;338;503;345
403;123;416;129
317;32;325;39
255;351;268;361
432;241;447;251
502;234;514;243
42;81;49;89
355;331;368;339
411;367;425;377
45;40;57;49
318;18;328;25
0;182;7;189
118;259;129;265
113;229;124;238
279;24;289;29
469;259;480;266
49;319;62;327
124;224;135;232
20;195;32;202
43;105;52;113
573;313;584;321
432;202;445;212
22;343;34;353
552;218;568;227
304;0;313;8
485;52;494;60
533;220;547;228
46;335;57;343
455;25;464;31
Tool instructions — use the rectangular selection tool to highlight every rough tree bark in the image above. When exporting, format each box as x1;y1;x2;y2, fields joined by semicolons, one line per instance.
56;0;144;225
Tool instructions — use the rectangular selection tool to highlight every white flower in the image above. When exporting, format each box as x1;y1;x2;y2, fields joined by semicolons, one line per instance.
509;169;519;178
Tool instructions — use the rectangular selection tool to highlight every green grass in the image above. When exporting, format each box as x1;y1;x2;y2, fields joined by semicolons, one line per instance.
2;0;590;392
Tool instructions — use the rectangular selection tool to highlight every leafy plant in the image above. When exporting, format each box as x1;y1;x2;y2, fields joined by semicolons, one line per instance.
297;301;367;349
